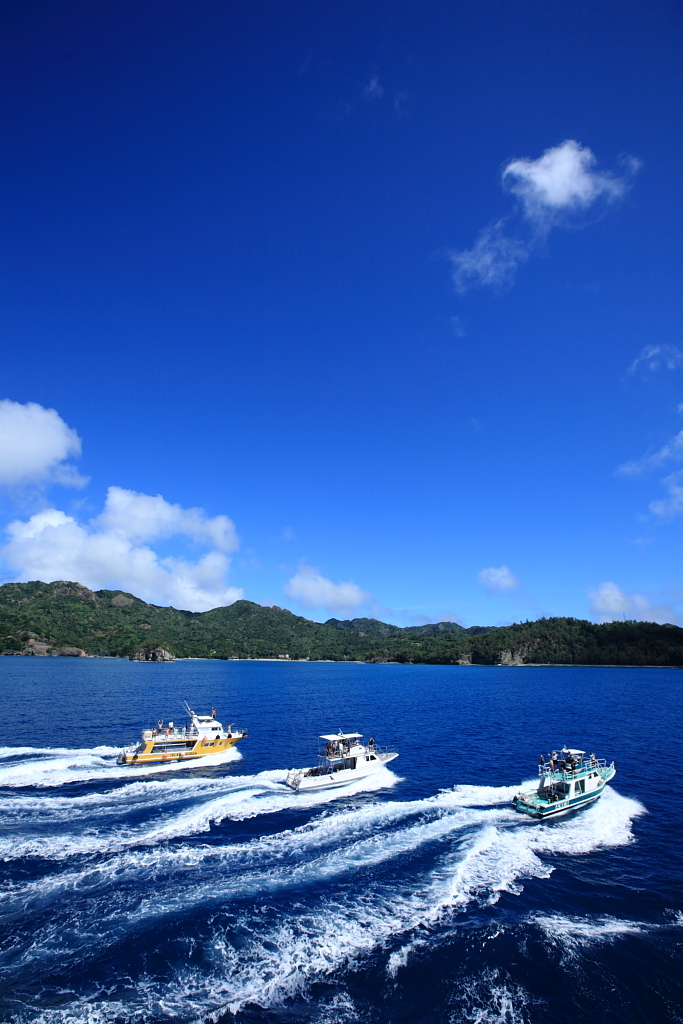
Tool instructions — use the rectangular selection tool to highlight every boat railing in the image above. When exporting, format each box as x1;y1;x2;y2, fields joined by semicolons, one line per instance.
318;743;394;761
143;727;200;740
539;758;609;781
141;727;246;741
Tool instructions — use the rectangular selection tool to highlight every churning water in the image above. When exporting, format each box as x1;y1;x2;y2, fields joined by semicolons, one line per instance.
0;658;680;1023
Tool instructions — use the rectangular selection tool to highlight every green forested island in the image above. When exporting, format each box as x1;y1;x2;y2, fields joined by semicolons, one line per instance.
0;580;681;666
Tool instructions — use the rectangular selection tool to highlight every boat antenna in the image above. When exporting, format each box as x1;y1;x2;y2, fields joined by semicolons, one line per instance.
181;700;194;718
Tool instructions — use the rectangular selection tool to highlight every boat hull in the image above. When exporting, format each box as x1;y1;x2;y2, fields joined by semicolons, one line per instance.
287;751;398;791
117;734;242;766
512;765;615;819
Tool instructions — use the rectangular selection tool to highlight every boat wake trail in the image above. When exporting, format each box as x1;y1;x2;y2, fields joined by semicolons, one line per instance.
0;762;645;1024
0;743;244;789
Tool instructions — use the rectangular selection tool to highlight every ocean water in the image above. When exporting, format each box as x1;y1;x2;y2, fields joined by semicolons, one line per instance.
0;659;681;1024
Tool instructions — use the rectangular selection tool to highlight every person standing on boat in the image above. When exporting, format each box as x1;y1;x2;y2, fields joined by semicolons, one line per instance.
211;707;217;718
539;754;545;767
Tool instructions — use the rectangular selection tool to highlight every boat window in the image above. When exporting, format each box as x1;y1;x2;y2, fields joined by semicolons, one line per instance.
369;754;377;760
152;741;195;753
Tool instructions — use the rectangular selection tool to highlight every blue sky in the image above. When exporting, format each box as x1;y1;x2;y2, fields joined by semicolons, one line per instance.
0;0;681;626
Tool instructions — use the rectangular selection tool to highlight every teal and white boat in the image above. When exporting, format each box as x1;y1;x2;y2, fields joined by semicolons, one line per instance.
512;748;616;819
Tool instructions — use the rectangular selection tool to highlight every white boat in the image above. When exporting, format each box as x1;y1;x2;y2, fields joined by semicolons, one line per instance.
286;730;398;791
512;747;616;819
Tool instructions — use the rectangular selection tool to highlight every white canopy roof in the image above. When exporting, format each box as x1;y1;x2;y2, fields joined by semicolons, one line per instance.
562;748;585;755
320;732;362;741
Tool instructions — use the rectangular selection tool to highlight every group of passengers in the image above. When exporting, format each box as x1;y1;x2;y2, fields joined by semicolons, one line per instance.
324;736;375;758
538;751;597;774
151;719;196;739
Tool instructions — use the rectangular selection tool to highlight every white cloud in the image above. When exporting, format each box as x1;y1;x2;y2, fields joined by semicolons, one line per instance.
478;565;519;591
363;77;383;100
450;140;638;292
649;471;683;519
1;487;242;612
502;139;631;226
94;486;238;550
589;581;679;624
0;400;88;488
618;429;683;476
284;565;370;615
628;344;683;374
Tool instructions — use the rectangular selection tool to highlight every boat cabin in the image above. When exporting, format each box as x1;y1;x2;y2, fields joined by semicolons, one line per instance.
137;708;236;755
537;749;607;804
297;731;380;779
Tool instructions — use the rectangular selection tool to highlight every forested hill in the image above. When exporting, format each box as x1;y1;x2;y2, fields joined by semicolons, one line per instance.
0;580;682;666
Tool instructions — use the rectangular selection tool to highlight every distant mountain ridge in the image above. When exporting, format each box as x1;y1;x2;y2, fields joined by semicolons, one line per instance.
326;617;475;636
0;580;681;666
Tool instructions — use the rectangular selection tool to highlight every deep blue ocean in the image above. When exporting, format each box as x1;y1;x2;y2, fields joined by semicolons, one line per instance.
0;658;681;1024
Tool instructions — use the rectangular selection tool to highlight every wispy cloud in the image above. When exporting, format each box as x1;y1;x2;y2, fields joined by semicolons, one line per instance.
450;316;466;338
628;344;683;374
394;90;409;116
649;471;683;518
618;429;683;476
450;140;639;293
619;427;683;519
451;221;529;292
478;565;519;592
284;564;370;615
362;77;383;101
589;581;679;624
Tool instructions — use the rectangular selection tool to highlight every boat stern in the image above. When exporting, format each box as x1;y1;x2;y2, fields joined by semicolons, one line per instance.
286;768;304;791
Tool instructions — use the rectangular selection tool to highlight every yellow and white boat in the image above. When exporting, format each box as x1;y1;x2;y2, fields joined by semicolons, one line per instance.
117;702;246;766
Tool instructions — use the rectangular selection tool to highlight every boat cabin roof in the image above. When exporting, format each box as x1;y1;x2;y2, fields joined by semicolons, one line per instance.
320;732;362;741
562;747;585;756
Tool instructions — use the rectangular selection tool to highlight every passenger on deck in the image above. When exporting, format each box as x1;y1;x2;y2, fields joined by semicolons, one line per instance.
158;719;163;732
539;754;545;767
211;707;217;718
368;737;375;749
